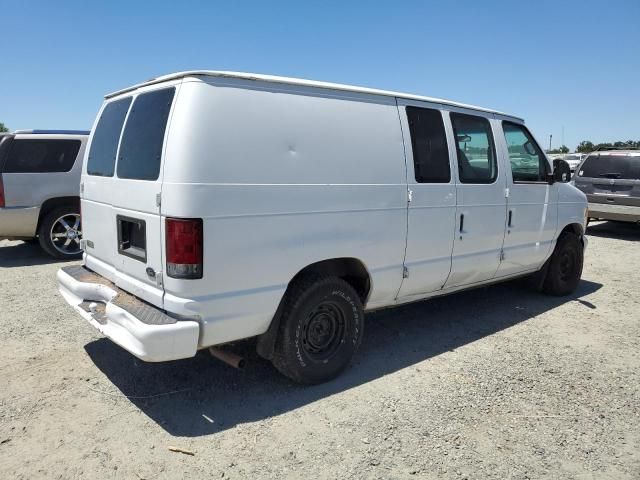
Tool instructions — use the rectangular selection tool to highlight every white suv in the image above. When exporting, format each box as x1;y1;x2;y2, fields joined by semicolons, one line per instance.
0;130;88;258
57;72;587;384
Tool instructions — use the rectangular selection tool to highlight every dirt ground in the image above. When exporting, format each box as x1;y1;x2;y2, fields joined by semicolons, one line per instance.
0;221;639;479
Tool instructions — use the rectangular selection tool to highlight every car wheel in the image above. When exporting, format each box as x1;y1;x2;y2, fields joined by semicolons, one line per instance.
38;206;82;260
543;232;583;296
272;276;364;384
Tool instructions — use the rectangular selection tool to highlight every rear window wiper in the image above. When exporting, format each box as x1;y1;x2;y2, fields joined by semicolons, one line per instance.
599;172;621;178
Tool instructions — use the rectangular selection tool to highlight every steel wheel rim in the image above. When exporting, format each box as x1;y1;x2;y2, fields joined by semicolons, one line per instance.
301;300;346;362
50;213;82;255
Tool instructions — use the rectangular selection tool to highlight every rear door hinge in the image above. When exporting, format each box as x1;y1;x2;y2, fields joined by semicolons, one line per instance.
504;188;510;198
156;272;163;287
155;193;162;207
402;266;409;279
407;189;413;203
499;249;505;261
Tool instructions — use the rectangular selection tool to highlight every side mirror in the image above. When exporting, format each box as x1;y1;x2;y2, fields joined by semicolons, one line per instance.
551;159;572;183
523;141;537;156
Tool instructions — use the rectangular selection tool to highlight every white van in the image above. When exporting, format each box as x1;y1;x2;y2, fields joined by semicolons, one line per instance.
58;71;587;384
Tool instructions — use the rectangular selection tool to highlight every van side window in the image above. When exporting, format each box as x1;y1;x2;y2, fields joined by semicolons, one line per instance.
87;97;132;177
406;106;451;183
503;122;549;182
450;113;497;184
4;139;81;173
117;88;175;181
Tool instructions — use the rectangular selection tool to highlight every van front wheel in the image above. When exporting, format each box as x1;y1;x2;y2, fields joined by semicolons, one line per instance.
273;276;364;384
543;232;583;296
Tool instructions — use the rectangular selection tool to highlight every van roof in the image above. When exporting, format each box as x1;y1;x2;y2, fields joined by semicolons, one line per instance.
105;70;523;121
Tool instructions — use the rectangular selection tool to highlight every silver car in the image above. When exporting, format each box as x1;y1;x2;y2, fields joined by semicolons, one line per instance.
573;149;640;223
0;130;88;258
563;153;586;172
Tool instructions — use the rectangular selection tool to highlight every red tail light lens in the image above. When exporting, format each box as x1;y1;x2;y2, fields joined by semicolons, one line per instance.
166;218;203;279
0;174;5;208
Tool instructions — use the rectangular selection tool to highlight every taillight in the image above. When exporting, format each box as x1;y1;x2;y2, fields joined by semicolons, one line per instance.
0;174;5;208
166;218;203;279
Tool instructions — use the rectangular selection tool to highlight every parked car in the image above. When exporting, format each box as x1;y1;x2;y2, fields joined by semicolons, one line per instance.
0;130;88;258
57;71;587;384
573;149;640;223
563;153;587;172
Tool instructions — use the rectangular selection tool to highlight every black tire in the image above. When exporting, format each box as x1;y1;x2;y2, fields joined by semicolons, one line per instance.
542;232;583;296
272;276;364;384
38;206;82;260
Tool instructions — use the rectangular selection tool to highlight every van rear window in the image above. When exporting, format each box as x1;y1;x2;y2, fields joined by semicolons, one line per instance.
579;154;640;180
87;97;132;177
117;88;175;181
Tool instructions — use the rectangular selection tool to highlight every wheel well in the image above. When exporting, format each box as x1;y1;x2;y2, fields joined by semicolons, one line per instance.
36;197;80;233
290;257;372;304
256;257;372;361
560;222;583;237
559;222;585;246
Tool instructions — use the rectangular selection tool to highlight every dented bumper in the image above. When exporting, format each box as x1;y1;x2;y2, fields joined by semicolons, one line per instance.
57;265;199;362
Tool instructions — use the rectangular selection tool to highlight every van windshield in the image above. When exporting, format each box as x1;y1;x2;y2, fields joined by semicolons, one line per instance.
578;154;640;180
116;88;175;181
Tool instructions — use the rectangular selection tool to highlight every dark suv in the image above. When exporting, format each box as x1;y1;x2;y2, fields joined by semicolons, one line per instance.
573;149;640;223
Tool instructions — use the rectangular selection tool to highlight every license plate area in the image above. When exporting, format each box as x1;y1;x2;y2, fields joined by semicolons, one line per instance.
117;215;147;262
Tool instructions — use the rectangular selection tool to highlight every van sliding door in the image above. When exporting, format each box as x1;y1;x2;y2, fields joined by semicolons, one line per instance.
396;101;456;299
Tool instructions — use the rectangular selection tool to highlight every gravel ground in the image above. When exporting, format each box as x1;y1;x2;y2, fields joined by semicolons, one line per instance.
0;221;639;479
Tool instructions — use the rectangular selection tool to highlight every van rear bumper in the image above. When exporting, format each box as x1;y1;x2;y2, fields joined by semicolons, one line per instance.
57;265;200;362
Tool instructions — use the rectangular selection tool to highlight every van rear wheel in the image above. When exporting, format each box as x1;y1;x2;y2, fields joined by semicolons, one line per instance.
272;276;364;384
543;232;583;296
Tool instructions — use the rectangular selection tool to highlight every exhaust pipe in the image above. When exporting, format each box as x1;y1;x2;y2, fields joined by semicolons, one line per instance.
208;347;246;369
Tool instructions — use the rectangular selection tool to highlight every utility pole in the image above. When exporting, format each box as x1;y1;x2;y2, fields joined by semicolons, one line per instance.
549;134;552;151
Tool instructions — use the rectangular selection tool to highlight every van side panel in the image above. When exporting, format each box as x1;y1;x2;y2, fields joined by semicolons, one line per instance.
161;78;408;346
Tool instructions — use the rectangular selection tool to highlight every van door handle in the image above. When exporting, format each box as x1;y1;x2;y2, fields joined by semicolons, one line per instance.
508;210;513;227
459;213;464;233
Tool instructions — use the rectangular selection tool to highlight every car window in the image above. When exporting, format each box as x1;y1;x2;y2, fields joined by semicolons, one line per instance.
502;122;549;182
3;139;81;173
117;88;175;181
578;154;640;180
87;97;132;177
450;113;497;184
406;106;451;183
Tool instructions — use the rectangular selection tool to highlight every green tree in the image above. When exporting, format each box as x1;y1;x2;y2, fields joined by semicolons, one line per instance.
0;122;8;133
547;145;569;154
576;140;595;153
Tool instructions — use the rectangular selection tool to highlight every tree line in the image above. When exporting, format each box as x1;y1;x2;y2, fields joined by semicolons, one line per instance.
550;140;640;154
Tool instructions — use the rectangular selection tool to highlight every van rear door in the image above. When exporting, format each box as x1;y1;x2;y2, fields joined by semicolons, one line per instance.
82;86;177;307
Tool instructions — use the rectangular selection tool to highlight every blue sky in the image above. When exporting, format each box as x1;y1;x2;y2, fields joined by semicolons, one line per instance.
1;0;638;150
